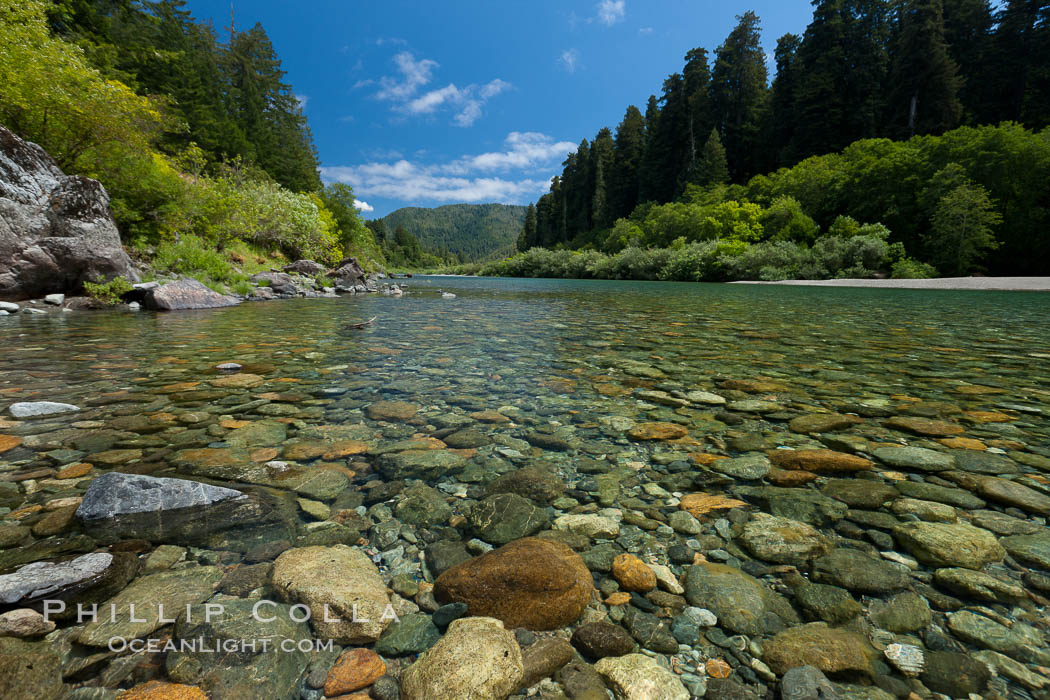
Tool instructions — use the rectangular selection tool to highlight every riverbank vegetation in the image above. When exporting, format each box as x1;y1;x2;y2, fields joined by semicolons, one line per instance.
513;2;1050;279
0;0;385;291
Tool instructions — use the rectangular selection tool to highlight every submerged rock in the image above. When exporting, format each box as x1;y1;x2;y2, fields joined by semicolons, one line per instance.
683;562;798;635
434;537;593;630
271;545;392;644
75;472;270;544
0;551;138;616
892;521;1004;569
763;623;876;676
594;653;690;700
7;401;79;418
400;617;523;700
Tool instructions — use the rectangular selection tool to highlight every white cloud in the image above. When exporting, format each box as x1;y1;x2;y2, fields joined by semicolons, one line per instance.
375;52;438;101
353;199;375;213
320;132;573;205
560;49;579;73
295;94;308;110
448;132;575;173
639;26;653;35
596;0;625;26
371;53;507;126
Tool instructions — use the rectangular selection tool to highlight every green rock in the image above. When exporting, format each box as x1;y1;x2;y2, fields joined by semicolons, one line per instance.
683;562;798;635
711;454;770;480
0;638;67;699
812;549;909;593
893;521;1004;569
166;598;310;699
379;450;467;480
792;581;862;623
948;611;1050;665
737;513;832;564
921;651;991;697
933;567;1028;603
468;493;549;545
737;487;847;526
443;429;492;449
1000;532;1050;570
373;612;442;656
762;623;875;676
949;449;1020;475
868;591;930;632
895;481;985;509
225;420;287;447
822;479;898;509
77;566;223;646
484;466;566;505
395;483;453;527
872;446;955;472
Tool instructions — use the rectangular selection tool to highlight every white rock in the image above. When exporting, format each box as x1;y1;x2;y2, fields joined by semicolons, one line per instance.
8;401;80;418
0;302;18;312
595;653;690;700
401;617;523;700
44;294;65;305
0;608;55;637
651;564;684;594
553;514;620;539
686;390;727;405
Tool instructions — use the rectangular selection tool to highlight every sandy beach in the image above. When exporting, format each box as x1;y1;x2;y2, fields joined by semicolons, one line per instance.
730;277;1050;292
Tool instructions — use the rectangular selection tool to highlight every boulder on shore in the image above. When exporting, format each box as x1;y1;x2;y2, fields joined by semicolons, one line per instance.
0;125;138;301
142;278;240;311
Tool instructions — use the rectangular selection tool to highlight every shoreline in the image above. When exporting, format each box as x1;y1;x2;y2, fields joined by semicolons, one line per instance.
729;276;1050;292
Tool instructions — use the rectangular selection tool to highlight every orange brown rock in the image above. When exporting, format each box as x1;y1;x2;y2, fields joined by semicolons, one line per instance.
118;681;209;699
627;422;688;441
611;554;657;592
434;537;594;630
679;493;748;517
884;416;965;437
768;449;872;473
0;435;22;454
324;648;386;696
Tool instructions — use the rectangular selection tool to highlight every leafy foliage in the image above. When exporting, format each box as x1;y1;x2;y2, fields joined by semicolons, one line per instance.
83;276;134;305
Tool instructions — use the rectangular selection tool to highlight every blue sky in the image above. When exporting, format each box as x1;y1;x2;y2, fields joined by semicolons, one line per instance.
185;1;815;217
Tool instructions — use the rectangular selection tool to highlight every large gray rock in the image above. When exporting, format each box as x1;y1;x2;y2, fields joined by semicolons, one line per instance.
250;271;298;295
332;257;366;288
0;125;137;300
0;552;137;614
75;472;271;544
142;278;240;311
282;259;324;276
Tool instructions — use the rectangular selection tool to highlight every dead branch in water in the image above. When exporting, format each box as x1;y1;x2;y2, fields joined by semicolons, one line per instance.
348;316;377;329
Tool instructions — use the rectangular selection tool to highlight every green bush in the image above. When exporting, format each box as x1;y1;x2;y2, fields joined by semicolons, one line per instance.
83;276;134;305
891;258;939;279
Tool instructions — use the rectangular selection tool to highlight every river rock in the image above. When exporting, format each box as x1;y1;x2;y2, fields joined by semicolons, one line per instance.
868;591;931;632
553;513;620;539
395;483;452;528
400;617;523;700
379;450;466;480
142;279;239;311
519;636;575;690
434;537;593;630
332;257;367;288
780;665;839;700
0;551;138;616
626;422;687;440
594;653;690;700
271;545;393;643
283;259;325;276
1000;532;1050;570
484;466;566;504
0;125;138;300
468;492;549;545
920;651;991;697
933;567;1028;602
571;621;635;659
872;446;955;472
947;610;1050;664
738;513;832;564
372;612;441;656
769;449;872;472
974;476;1050;515
683;562;798;635
712;454;771;480
763;623;875;676
166;598;311;699
884;416;965;437
366;400;418;421
892;521;1004;569
0;637;66;699
789;413;863;433
249;271;297;295
324;648;385;696
76;566;222;646
0;609;54;637
811;549;909;593
611;553;656;592
75;472;269;544
7;401;80;418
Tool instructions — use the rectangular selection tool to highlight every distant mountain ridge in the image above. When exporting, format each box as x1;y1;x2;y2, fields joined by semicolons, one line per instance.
381;203;527;262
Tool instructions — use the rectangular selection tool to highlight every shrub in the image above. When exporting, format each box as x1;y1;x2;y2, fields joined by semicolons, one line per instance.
83;276;134;305
892;258;939;279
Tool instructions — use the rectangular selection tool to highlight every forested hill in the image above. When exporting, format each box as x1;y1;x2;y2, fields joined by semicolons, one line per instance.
519;0;1050;275
381;204;528;262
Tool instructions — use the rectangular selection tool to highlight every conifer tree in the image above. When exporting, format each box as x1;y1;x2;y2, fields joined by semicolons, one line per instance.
711;11;770;180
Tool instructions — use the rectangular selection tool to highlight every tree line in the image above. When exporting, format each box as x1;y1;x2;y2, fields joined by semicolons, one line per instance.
518;0;1050;275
